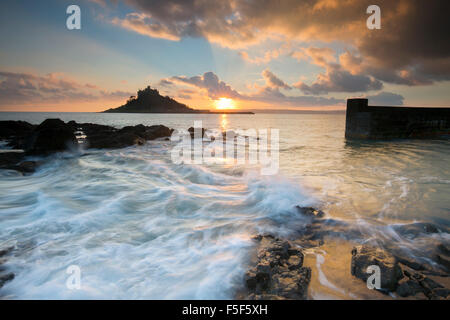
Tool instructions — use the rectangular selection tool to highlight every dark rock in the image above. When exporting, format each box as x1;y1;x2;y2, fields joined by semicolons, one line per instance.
432;288;450;298
435;254;450;272
0;272;14;288
188;127;207;139
392;222;440;238
87;130;145;149
396;278;424;297
295;206;325;218
0;247;14;257
71;122;172;149
243;235;310;300
0;152;25;167
351;245;403;291
25;119;77;155
145;125;173;140
437;243;450;256
0;120;35;139
0;153;39;174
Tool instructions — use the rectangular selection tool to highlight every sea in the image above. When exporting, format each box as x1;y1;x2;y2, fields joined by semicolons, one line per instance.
0;112;449;299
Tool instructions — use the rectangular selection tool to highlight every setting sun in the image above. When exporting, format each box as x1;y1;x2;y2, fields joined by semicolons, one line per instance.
214;97;236;110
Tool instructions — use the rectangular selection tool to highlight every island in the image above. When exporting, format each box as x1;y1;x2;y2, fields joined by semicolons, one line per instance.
102;86;254;114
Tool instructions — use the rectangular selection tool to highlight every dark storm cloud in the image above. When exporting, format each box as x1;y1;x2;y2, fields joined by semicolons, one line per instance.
102;0;450;89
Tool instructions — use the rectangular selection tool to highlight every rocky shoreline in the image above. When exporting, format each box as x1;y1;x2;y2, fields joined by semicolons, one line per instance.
0;119;449;299
241;207;450;300
0;119;175;174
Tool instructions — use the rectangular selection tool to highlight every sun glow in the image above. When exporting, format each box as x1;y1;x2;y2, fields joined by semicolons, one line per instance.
214;97;236;110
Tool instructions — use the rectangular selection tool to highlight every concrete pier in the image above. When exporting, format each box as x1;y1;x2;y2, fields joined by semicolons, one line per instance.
345;99;450;139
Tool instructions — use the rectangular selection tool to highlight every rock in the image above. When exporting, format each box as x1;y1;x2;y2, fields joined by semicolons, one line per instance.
0;153;38;174
432;288;450;298
0;246;14;289
15;161;38;173
392;222;440;238
0;152;25;167
188;127;207;139
0;247;13;258
144;125;173;140
396;278;424;297
87;130;144;149
0;120;35;140
25;119;77;155
68;122;173;149
0;272;14;288
243;235;310;300
351;245;403;291
295;206;325;218
435;254;450;272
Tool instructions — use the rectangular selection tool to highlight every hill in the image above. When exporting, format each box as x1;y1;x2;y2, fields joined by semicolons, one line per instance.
103;86;199;113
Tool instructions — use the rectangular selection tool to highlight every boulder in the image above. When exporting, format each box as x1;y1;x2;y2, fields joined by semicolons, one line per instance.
77;123;172;149
295;206;325;218
0;246;14;289
392;222;441;238
145;125;173;140
351;245;403;291
0;120;35;139
244;235;310;300
25;119;77;154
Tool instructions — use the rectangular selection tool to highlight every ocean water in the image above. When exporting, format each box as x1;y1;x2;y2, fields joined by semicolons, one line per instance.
0;112;449;299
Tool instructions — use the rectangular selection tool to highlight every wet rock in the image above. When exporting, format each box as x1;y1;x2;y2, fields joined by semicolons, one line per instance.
396;278;424;297
188;127;207;139
0;121;35;141
0;246;14;289
0;152;25;167
432;288;450;298
295;206;325;218
435;254;450;272
243;235;310;300
392;222;440;238
25;119;77;155
0;152;39;174
0;272;14;288
351;245;403;291
87;130;146;149
68;121;172;149
144;125;173;140
398;264;449;299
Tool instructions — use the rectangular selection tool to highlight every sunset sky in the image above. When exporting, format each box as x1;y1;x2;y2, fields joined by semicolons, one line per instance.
0;0;449;112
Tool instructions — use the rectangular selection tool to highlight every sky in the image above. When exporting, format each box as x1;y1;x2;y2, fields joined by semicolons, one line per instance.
0;0;449;112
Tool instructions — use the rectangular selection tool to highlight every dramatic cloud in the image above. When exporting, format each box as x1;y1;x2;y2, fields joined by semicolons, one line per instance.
99;0;450;88
262;69;291;90
293;47;383;94
170;72;242;100
166;71;344;107
0;71;132;107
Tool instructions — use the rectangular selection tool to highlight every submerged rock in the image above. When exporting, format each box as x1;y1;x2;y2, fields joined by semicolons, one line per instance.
295;206;325;218
398;264;450;299
0;120;35;149
68;121;173;149
351;245;403;292
243;235;311;300
0;246;14;290
25;119;77;155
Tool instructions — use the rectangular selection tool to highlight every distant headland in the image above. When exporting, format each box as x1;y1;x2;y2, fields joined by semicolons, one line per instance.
102;86;254;114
